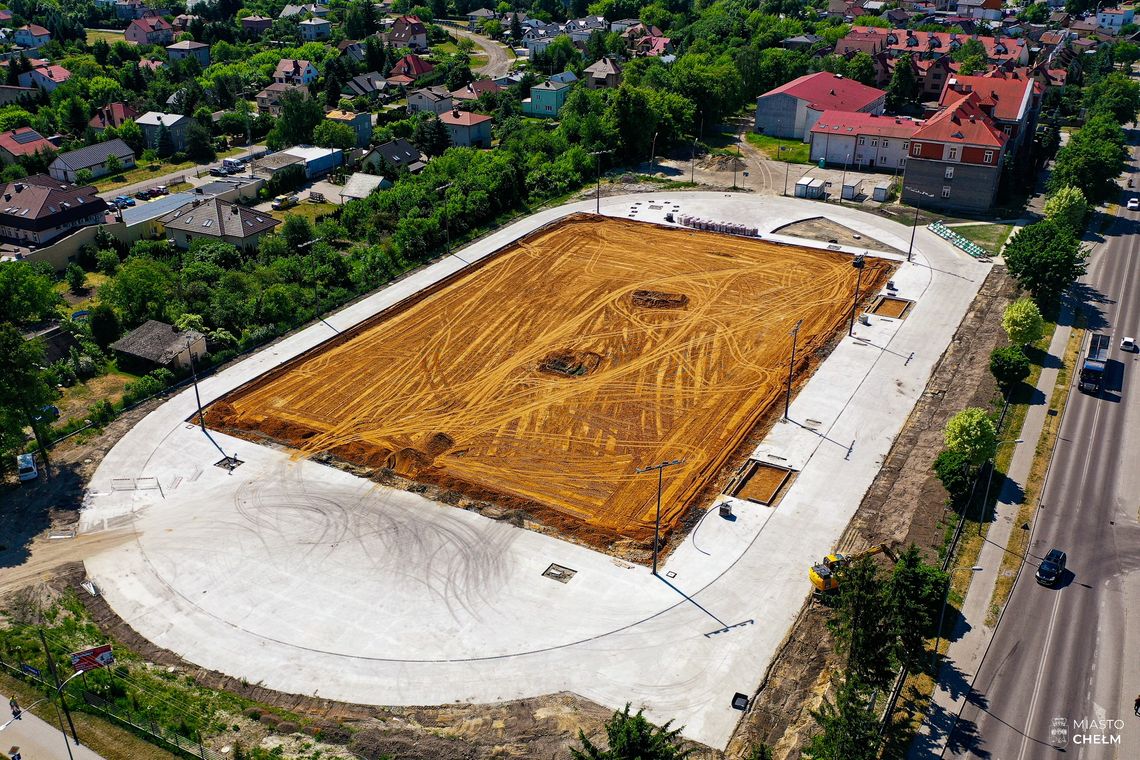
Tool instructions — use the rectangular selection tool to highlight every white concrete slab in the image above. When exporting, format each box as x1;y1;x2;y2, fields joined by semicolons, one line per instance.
80;193;988;749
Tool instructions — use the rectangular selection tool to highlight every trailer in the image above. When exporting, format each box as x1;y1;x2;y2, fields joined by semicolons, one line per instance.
1078;333;1110;394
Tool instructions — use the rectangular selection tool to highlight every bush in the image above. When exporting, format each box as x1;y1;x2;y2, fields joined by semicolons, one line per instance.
315;723;351;744
933;447;973;505
88;399;115;426
258;713;279;727
241;708;261;721
275;721;298;734
990;345;1031;391
96;248;120;276
121;368;175;406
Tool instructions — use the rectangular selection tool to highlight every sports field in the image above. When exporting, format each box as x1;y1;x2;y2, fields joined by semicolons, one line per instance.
207;215;891;544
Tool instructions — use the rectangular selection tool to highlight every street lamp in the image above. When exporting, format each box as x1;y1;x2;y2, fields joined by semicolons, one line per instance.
2;668;90;760
840;152;851;201
589;149;614;215
904;185;935;262
436;182;452;254
690;113;704;184
779;145;791;196
931;565;983;673
785;319;803;420
976;439;1023;535
187;337;205;431
0;698;48;732
636;458;684;575
648;131;659;176
848;253;866;337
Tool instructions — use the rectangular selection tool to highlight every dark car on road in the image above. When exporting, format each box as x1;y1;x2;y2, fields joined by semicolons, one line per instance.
1036;548;1067;586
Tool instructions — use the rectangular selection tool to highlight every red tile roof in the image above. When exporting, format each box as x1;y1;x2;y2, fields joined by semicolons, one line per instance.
810;110;924;139
19;24;50;37
440;110;492;127
89;102;141;130
389;54;433;79
130;16;172;33
0;127;54;157
850;26;1026;63
939;73;1038;121
913;92;1007;149
763;72;885;112
450;78;503;101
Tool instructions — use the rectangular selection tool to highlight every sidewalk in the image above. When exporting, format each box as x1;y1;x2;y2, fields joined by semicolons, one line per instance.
910;310;1073;756
0;691;105;760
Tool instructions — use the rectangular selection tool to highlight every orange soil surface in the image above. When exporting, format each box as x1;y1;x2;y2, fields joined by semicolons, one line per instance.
735;464;791;504
872;296;911;319
207;215;891;543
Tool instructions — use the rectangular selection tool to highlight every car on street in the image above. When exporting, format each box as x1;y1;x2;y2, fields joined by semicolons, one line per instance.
1128;198;1139;210
1122;336;1136;352
1035;548;1067;586
154;185;168;195
113;196;135;207
209;167;228;177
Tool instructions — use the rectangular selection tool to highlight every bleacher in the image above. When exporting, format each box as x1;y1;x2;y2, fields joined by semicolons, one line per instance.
927;220;991;259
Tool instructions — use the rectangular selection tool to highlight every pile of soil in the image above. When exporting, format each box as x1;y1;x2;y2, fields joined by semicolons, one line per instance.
537;349;603;377
699;154;747;172
632;289;690;309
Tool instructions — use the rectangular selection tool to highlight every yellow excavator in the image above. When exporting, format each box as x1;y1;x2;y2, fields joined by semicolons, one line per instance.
809;544;898;593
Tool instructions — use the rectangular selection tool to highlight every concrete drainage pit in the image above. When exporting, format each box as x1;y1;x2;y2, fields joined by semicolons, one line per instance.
214;456;244;470
542;563;577;583
870;296;914;320
728;460;795;506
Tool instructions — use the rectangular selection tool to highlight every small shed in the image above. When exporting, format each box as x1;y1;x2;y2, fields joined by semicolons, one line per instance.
841;178;864;201
110;320;205;373
872;181;892;202
339;172;391;202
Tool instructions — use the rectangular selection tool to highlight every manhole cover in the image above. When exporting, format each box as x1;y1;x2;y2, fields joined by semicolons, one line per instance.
214;457;244;470
542;563;577;583
731;692;749;710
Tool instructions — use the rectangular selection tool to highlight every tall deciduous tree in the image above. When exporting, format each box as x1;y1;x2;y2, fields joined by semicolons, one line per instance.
1043;185;1089;235
1049;114;1128;201
885;54;918;111
1002;219;1087;304
943;408;998;467
0;325;59;467
0;261;57;324
1001;298;1045;346
101;256;176;327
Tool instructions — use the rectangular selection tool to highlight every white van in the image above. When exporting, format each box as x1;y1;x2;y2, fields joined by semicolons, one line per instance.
222;158;244;173
16;453;38;481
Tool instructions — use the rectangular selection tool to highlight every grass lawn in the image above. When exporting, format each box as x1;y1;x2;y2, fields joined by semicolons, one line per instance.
85;29;123;46
55;271;111;313
274;201;340;224
55;370;140;426
953;223;1015;255
95;161;197;191
745;132;811;163
434;41;461;54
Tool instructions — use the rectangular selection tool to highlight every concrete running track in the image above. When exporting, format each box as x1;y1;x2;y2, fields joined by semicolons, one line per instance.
79;193;987;749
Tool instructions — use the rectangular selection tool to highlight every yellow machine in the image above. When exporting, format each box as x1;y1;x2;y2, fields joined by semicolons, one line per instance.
809;544;897;592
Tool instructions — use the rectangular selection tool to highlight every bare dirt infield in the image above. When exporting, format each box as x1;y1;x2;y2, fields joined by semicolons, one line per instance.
207;214;891;546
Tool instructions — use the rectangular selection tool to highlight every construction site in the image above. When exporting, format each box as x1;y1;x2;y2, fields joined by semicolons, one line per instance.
205;215;891;548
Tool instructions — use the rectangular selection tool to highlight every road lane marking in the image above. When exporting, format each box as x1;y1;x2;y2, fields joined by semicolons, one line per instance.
1017;589;1064;760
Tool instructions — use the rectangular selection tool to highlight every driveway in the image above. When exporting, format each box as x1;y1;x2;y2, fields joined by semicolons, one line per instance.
446;26;514;78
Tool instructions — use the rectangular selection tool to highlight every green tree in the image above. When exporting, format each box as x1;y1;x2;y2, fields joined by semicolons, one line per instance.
0;261;57;324
933;448;973;505
480;19;503;39
1001;298;1045;346
510;12;523;42
267;91;324;149
570;704;694;760
185;122;217;162
804;677;882;760
156;123;176;158
829;556;896;689
314;121;357;150
75;168;93;186
888;546;949;672
411;113;451;157
990;345;1031;391
89;303;122;348
1083;72;1140;125
0;326;59;464
101;256;176;327
745;745;774;760
1002;219;1087;304
1043;185;1089;235
885;54;918;111
1049;114;1128;202
282;215;315;252
105;153;122;176
96;248;120;276
65;263;86;294
943;408;997;468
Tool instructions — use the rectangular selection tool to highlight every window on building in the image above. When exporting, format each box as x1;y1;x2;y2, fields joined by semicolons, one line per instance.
1004;125;1012;134
858;136;865;145
912;143;921;156
871;139;878;147
882;140;889;147
984;150;994;163
902;142;909;151
899;158;906;167
949;147;958;160
942;185;951;198
945;166;954;179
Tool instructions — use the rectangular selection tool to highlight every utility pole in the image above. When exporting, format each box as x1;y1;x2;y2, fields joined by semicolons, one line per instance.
187;337;205;430
648;131;659;176
38;630;77;760
849;254;866;337
903;185;935;262
589;149;613;214
785;319;803;420
436;182;452;253
636;458;683;575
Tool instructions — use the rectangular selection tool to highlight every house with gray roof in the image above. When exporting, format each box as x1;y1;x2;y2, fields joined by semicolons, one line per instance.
48;139;136;182
136;112;194;153
110;319;205;372
160;197;279;251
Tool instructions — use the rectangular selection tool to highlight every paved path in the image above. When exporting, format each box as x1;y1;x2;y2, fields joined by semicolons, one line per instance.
0;691;105;760
445;26;513;78
79;193;987;750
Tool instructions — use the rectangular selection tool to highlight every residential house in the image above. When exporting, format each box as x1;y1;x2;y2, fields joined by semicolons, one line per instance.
562;16;608;44
521;26;557;55
13;24;50;48
0;127;55;164
242;15;273;36
344;71;389;100
610;18;641;33
837;28;887;56
325;110;372;148
782;34;826;51
584;57;622;89
337;40;367;64
1098;6;1135;30
18;65;71;92
138;58;165;73
339;172;391;202
136;112;193;153
939;71;1042;162
849;26;1029;66
89;102;140;132
160;197;279;251
451;78;503;102
125;16;174;45
0;10;13;24
115;1;171;21
387;15;428;50
362;138;426;174
274;59;319;86
0;175;110;246
167;40;211;66
109;320;205;372
256;82;308;116
809;111;924;170
408;85;453;114
548;71;578;85
955;0;1002;21
467;8;496;30
299;18;331;41
901;92;1007;212
279;3;329;18
1048;11;1071;26
172;14;199;33
48;139;136;182
439;109;492;148
389;54;433;82
522;80;571;117
755;72;886;141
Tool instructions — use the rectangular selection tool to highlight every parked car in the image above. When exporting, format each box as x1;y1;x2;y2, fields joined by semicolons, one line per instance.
271;194;298;210
154;185;168;195
1122;336;1136;352
135;189;152;200
1035;548;1067;586
113;196;135;207
16;453;38;482
209;167;228;177
33;405;59;423
1128;198;1139;210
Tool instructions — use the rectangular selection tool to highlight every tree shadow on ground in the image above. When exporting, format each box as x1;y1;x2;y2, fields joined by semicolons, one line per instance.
0;460;86;569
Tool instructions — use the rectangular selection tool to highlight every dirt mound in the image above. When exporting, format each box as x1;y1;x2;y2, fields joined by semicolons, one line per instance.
330;441;391;468
424;432;455;457
632;289;689;309
699;153;746;171
386;447;436;477
538;350;603;377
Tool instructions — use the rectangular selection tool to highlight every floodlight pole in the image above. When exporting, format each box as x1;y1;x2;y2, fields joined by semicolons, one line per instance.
39;629;78;758
649;131;659;176
187;337;205;430
636;458;684;575
589;149;613;214
436;182;452;253
785;319;803;420
849;254;866;337
904;185;934;262
781;146;791;196
840;153;850;202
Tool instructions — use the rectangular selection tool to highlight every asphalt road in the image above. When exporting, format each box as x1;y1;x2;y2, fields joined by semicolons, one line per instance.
0;691;105;759
445;25;514;78
945;171;1140;756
